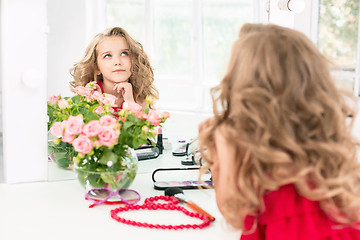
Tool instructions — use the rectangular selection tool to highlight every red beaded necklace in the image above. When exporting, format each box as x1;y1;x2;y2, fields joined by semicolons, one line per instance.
110;195;211;230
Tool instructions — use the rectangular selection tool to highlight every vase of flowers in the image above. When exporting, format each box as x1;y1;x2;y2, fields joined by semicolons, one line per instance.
48;83;169;190
74;146;138;190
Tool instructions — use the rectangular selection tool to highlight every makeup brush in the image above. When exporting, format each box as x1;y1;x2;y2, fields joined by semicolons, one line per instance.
165;187;215;222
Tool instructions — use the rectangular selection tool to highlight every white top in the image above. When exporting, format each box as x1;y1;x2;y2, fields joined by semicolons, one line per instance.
0;150;242;240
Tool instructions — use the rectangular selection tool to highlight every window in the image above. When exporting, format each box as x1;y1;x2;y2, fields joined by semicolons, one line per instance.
203;0;254;84
317;0;360;94
107;0;146;43
106;0;259;112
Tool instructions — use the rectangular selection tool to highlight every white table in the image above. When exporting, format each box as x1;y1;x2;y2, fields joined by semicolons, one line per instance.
0;150;242;240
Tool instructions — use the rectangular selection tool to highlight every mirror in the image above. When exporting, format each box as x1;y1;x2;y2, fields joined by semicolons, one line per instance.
47;0;88;181
46;0;257;181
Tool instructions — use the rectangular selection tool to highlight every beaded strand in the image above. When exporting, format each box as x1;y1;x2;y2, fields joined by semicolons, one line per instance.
110;195;211;230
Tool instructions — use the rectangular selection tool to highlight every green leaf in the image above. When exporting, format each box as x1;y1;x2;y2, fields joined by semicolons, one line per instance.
99;149;118;166
72;95;81;104
87;173;105;188
56;157;72;168
132;138;142;149
86;111;99;121
77;171;88;186
123;121;134;129
101;172;120;189
54;152;68;160
78;107;88;116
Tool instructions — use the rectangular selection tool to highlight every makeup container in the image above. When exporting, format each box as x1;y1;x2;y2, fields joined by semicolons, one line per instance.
162;138;172;150
135;145;160;161
152;167;213;190
172;140;187;156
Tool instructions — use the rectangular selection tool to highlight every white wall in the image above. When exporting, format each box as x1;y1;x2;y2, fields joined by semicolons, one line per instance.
47;0;88;98
1;0;48;183
293;0;318;41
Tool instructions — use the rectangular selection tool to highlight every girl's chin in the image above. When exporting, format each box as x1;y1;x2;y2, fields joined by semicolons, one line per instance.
113;80;129;84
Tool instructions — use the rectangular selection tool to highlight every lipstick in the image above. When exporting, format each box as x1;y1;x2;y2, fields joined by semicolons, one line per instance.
157;127;163;154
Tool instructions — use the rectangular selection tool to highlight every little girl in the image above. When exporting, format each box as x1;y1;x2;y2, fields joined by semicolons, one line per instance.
70;27;158;110
199;23;360;239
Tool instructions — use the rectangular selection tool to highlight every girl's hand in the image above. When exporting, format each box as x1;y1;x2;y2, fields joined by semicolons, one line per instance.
113;82;135;102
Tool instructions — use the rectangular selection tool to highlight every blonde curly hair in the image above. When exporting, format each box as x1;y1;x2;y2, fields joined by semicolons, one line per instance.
70;27;158;104
199;23;360;231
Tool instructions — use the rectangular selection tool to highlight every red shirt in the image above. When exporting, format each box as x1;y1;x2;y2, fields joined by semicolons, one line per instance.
241;184;360;240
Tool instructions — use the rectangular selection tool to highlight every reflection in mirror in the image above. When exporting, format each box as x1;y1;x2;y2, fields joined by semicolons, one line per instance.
107;0;253;112
47;0;88;181
47;0;256;181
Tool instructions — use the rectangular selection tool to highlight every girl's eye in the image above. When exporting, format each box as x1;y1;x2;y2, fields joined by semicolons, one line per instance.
104;54;112;58
120;51;129;57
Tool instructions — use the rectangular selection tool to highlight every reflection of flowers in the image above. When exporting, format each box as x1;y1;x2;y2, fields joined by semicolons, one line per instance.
47;83;169;172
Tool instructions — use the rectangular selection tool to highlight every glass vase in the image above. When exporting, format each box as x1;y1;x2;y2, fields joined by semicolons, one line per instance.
74;146;138;191
48;140;74;170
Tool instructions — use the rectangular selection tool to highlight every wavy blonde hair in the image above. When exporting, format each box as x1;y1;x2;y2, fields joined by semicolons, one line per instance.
70;27;158;104
199;23;360;231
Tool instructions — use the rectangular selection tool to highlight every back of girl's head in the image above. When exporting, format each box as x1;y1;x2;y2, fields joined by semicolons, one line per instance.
202;23;360;229
218;23;355;150
70;27;158;103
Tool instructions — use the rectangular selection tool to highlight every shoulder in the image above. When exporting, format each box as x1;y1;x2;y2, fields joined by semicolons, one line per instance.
260;184;320;223
253;184;360;240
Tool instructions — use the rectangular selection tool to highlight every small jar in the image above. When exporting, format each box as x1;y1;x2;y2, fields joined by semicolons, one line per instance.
172;140;187;156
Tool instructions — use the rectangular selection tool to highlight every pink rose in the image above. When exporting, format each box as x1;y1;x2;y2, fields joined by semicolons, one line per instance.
99;115;117;127
58;99;69;109
162;111;170;119
50;121;64;137
98;126;118;147
48;95;59;105
147;110;161;126
64;115;84;135
103;93;117;107
123;101;142;114
93;140;102;148
62;131;75;144
142;126;149;133
92;91;104;104
73;86;91;97
85;81;101;91
94;106;105;114
83;120;101;137
72;134;93;155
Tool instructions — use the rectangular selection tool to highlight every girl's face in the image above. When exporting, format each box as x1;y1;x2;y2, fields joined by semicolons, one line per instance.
96;36;132;84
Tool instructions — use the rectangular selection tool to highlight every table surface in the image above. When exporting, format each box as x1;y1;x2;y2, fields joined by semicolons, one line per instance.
0;150;242;240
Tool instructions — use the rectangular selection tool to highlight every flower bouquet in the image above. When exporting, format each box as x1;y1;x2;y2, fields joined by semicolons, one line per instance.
48;83;169;190
47;85;119;169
